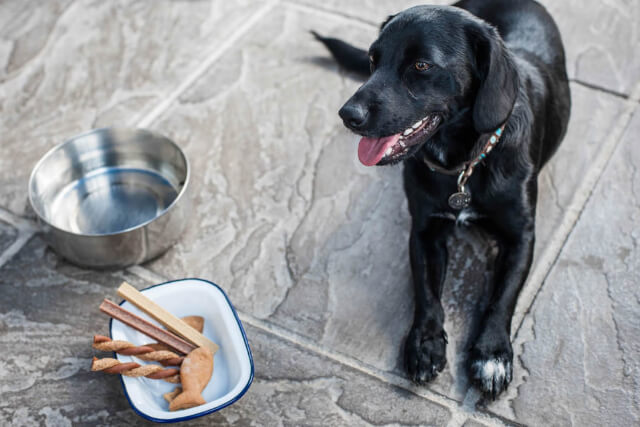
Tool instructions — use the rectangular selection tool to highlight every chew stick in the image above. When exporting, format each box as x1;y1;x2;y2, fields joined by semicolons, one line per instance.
91;357;180;383
99;299;196;355
93;335;184;366
92;316;204;366
117;282;219;355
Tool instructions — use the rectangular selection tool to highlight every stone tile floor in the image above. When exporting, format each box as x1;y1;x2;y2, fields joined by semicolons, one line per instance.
0;1;638;426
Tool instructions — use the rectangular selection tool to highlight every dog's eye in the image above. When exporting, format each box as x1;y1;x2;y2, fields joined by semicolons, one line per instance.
414;61;430;71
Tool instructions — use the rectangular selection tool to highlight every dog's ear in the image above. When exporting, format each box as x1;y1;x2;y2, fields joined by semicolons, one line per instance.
380;14;396;32
468;23;519;133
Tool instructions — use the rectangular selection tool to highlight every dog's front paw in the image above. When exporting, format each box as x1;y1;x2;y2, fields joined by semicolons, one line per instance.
469;335;513;399
404;326;447;385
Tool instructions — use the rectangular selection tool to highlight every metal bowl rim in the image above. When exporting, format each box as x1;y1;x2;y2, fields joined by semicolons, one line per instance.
28;127;191;238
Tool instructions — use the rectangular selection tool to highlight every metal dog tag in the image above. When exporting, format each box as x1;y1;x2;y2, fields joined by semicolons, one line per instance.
448;192;471;210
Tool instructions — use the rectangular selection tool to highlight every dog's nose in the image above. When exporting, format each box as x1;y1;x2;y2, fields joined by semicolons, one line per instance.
339;103;368;130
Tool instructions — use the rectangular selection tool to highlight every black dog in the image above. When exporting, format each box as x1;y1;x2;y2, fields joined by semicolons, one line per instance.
314;0;570;398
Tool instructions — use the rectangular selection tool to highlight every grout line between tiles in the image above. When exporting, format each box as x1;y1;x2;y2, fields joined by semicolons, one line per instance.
288;0;637;102
125;264;517;427
236;310;519;427
512;80;640;339
569;78;629;100
0;207;38;269
284;0;379;29
129;0;279;129
0;231;35;270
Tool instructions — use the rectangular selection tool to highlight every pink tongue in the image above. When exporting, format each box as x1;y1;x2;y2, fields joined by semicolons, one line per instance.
357;134;401;166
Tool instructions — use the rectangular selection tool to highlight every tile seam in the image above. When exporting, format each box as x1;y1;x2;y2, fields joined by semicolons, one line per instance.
0;230;35;270
130;0;280;129
288;1;637;101
284;0;379;29
0;207;38;269
125;264;517;427
569;78;629;100
512;79;640;339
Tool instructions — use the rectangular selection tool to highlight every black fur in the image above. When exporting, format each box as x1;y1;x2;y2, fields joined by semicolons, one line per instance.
314;0;570;399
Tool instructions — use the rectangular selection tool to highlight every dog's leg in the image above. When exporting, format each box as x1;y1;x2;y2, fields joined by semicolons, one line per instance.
469;213;536;398
405;217;453;384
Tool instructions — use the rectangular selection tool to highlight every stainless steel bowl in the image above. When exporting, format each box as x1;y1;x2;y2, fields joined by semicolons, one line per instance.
28;128;190;268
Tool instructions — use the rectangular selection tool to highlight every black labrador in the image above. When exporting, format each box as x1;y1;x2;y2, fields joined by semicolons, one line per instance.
314;0;570;398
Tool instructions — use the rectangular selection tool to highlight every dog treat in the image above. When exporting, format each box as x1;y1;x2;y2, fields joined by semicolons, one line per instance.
181;316;205;334
91;357;180;383
117;282;219;355
100;299;196;355
92;315;204;366
163;387;182;403
93;335;184;366
169;347;214;411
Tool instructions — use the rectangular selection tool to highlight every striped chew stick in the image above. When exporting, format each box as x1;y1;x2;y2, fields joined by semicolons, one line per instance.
91;357;180;383
93;335;184;366
92;315;204;366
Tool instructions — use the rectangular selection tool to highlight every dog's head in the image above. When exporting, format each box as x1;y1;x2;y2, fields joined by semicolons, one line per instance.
339;6;519;166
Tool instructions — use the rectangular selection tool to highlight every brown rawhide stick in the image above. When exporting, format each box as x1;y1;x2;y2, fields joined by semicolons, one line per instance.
93;315;204;365
91;357;180;383
93;335;184;366
99;299;196;355
169;347;214;411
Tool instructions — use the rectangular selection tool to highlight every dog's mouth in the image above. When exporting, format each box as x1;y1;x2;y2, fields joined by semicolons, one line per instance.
357;113;442;166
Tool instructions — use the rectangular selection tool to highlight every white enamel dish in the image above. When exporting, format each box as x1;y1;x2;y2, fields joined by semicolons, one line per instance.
109;278;254;422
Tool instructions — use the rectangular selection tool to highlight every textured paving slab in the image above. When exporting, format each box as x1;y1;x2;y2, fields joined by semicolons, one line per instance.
541;0;640;95
485;107;640;426
213;324;452;426
291;0;640;95
143;2;629;402
0;237;148;426
0;0;263;215
144;5;377;316
0;237;451;426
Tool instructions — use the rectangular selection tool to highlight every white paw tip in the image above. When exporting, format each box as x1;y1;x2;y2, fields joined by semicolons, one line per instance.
472;359;509;391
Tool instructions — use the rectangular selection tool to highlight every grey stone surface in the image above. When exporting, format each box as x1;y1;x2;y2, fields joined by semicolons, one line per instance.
541;0;640;95
0;0;262;215
0;237;149;426
0;0;638;425
292;0;640;95
144;2;629;401
212;324;452;427
0;219;17;254
0;237;451;426
145;5;378;318
487;108;640;425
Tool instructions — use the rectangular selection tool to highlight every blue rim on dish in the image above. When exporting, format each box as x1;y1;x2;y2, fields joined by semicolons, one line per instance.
108;278;254;423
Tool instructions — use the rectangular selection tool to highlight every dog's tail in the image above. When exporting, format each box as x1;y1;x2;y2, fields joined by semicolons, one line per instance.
311;31;370;77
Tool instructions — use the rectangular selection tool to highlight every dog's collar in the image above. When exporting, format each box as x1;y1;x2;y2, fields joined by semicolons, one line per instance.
422;156;466;176
422;124;507;209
